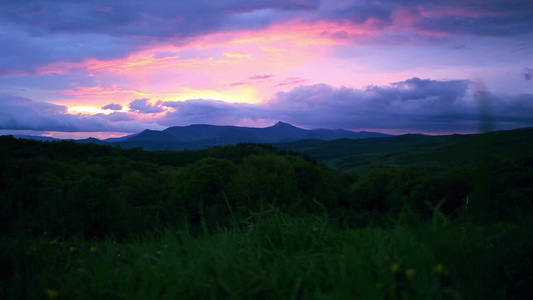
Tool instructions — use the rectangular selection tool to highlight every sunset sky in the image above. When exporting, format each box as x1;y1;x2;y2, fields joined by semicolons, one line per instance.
1;0;532;139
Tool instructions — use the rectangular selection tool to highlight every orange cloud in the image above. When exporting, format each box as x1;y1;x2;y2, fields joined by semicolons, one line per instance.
41;20;378;111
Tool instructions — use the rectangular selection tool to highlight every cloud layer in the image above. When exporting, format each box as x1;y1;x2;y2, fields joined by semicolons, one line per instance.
2;78;531;135
1;1;531;137
0;94;163;133
1;0;531;74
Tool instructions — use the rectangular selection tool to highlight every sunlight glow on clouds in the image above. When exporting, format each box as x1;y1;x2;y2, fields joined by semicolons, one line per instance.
0;0;532;138
3;77;530;139
67;106;116;115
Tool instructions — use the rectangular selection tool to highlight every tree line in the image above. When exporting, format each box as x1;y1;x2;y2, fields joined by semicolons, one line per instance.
1;135;530;238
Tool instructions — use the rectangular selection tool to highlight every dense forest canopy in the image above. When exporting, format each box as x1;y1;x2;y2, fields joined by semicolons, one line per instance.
1;128;532;299
1;128;531;238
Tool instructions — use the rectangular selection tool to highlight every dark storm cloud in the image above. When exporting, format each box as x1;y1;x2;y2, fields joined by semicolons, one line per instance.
414;12;533;37
160;99;260;126
367;77;469;103
318;1;395;28
1;0;531;75
102;103;122;110
0;0;319;37
0;0;319;74
1;78;531;134
316;0;533;36
407;0;533;36
158;78;532;133
266;78;532;132
8;0;528;40
128;98;164;114
0;24;136;75
0;94;152;132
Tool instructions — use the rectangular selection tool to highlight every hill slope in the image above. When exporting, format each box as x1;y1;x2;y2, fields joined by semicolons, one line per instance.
112;121;392;150
275;127;533;171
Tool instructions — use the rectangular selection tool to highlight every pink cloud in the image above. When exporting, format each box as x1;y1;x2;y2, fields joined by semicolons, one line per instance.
41;21;355;105
276;78;308;87
249;74;273;80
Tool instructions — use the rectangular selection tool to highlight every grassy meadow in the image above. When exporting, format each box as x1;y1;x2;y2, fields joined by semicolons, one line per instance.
1;131;532;299
4;209;531;300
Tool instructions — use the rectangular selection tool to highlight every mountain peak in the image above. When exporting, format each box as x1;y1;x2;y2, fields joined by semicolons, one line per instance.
116;122;391;150
272;121;296;128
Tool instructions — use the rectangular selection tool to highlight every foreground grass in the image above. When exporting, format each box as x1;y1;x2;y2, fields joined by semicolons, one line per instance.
2;209;531;300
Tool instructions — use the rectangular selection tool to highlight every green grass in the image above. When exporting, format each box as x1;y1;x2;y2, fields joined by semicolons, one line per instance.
4;208;530;300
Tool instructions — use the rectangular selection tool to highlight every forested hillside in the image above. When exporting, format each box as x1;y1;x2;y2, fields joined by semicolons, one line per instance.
1;129;531;238
275;127;533;171
0;136;336;237
1;130;531;299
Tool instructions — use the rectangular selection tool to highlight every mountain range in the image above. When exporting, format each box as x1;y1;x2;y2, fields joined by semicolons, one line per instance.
84;121;393;150
10;122;391;150
8;123;532;174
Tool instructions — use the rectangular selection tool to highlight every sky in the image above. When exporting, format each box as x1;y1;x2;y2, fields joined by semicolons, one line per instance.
0;0;532;139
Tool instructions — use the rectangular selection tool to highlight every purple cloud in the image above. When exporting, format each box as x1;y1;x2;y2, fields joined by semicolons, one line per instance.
1;0;531;76
129;98;164;114
523;67;532;81
102;103;122;110
315;0;533;38
97;112;136;122
157;78;533;133
276;77;307;87
0;94;160;132
0;1;319;39
265;78;474;131
1;77;531;135
266;78;532;132
412;1;533;36
0;0;319;75
160;99;260;126
319;1;394;28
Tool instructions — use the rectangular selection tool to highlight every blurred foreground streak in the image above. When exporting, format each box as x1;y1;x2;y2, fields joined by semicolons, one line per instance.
470;81;496;222
472;81;494;134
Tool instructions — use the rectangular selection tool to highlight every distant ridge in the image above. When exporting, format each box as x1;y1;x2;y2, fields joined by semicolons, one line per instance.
274;127;533;170
3;122;392;150
113;121;392;150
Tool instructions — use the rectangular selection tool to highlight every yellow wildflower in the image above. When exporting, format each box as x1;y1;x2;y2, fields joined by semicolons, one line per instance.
69;246;77;253
49;239;57;246
90;246;98;253
312;227;319;232
405;268;416;279
47;289;59;300
433;264;444;274
391;263;400;273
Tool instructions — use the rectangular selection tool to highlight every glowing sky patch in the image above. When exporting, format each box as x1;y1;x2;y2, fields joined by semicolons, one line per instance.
0;0;531;138
67;106;118;115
